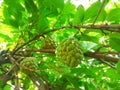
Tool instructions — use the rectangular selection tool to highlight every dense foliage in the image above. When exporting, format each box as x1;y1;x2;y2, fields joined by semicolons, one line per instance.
0;0;120;90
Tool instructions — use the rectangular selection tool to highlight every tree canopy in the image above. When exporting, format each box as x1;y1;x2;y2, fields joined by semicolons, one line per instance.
0;0;120;90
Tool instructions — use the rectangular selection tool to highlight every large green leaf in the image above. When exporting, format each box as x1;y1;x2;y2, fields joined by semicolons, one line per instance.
84;1;106;23
81;35;99;43
117;60;120;74
74;5;84;24
84;81;98;90
38;0;64;18
63;0;75;14
43;0;64;12
109;33;120;51
105;68;119;80
23;76;30;89
110;38;120;51
81;41;98;52
38;16;49;32
3;0;25;27
0;33;12;42
54;0;64;10
24;0;37;14
3;85;12;90
0;81;3;88
106;8;120;23
84;1;101;21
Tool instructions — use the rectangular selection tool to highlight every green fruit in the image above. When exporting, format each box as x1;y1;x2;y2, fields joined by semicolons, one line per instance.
56;37;83;67
41;36;56;49
20;57;37;74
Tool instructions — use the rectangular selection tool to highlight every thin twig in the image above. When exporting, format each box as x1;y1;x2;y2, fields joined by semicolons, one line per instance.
28;73;46;90
15;72;19;90
100;59;116;69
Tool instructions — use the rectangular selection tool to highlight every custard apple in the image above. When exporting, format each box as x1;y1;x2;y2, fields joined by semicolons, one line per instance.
41;36;56;49
20;57;37;74
56;38;83;67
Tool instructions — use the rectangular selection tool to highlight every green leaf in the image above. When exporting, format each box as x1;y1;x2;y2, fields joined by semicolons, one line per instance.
24;0;37;14
0;33;12;42
110;38;120;51
105;68;119;80
54;0;64;10
3;0;25;27
109;33;120;51
110;33;120;39
3;85;12;90
74;5;84;24
81;35;99;43
23;76;30;89
84;81;97;90
43;0;64;12
71;67;86;74
106;8;120;23
84;1;102;22
38;17;49;32
81;41;98;52
97;10;106;22
63;0;75;14
117;60;120;74
85;69;96;78
0;80;3;87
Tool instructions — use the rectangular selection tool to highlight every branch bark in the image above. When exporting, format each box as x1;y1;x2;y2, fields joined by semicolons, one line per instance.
84;52;118;62
12;24;120;54
18;49;119;63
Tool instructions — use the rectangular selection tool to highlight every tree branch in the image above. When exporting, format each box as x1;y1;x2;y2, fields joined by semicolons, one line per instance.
18;49;119;63
20;49;55;54
95;52;120;55
84;52;118;62
12;24;120;54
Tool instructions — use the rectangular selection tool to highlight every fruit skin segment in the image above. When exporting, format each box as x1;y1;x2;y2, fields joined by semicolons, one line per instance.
56;38;83;67
41;37;56;49
20;57;37;74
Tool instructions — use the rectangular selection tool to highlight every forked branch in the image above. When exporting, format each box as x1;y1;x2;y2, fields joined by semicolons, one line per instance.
12;24;120;54
19;49;119;63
